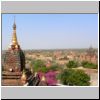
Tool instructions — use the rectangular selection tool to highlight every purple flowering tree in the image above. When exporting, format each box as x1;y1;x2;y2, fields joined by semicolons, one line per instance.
45;71;57;86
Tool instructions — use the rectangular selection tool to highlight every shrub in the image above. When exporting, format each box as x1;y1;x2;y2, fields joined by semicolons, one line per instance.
58;69;90;86
66;60;79;68
48;64;58;71
39;66;48;73
45;71;57;86
30;59;46;72
81;61;98;69
33;59;45;68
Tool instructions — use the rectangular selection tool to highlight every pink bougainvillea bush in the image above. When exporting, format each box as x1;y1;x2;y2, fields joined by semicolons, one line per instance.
38;71;57;86
45;71;57;86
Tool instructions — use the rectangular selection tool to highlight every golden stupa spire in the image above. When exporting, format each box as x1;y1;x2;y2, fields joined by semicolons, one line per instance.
12;16;18;46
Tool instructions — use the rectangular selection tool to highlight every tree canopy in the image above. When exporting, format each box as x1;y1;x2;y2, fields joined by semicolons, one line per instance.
57;69;90;86
66;60;79;68
81;61;98;69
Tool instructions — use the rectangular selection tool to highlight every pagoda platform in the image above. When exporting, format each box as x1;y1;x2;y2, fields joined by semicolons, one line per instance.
2;71;23;86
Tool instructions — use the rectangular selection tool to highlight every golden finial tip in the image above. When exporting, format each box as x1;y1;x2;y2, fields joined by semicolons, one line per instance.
13;16;16;29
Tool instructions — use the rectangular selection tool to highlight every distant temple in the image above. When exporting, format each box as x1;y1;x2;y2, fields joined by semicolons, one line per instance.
2;20;47;86
80;46;98;64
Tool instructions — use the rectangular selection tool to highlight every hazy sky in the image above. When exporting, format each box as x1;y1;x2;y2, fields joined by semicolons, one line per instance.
2;14;98;50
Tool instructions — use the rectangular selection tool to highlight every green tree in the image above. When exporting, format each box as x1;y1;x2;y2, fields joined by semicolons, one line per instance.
30;59;46;72
66;60;79;68
34;59;45;68
81;61;98;69
48;64;58;71
39;66;48;73
57;69;90;86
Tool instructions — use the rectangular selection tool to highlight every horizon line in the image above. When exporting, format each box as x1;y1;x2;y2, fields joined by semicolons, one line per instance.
2;47;98;51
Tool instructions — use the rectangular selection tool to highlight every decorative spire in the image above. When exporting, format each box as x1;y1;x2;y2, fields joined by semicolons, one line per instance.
89;44;93;49
13;16;16;30
12;17;18;46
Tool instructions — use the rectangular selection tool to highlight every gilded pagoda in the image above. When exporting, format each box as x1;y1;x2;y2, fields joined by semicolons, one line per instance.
2;20;47;86
2;20;25;86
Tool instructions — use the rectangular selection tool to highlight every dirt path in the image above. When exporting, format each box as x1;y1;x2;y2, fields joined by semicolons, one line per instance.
90;73;98;86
